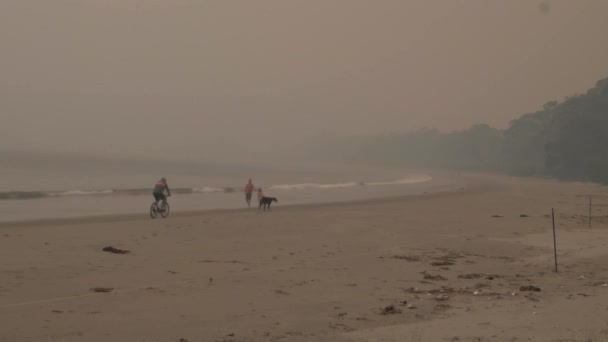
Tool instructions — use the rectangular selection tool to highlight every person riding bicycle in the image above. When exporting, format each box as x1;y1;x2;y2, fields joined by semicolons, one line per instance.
153;177;171;207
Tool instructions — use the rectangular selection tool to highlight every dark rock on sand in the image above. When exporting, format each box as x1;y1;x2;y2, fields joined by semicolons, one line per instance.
102;246;130;254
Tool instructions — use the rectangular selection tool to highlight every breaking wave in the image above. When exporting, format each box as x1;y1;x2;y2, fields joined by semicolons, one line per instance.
0;175;431;200
270;182;360;190
56;190;114;196
365;175;433;186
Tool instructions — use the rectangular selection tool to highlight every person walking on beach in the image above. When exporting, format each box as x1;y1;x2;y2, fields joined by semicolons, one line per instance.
244;179;254;208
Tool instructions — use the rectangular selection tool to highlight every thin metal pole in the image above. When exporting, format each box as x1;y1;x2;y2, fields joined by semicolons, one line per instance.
552;208;558;273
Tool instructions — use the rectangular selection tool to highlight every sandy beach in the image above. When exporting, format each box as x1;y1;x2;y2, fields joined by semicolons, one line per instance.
2;173;608;342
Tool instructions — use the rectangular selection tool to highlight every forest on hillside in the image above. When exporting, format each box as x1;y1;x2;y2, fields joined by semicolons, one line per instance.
317;77;608;183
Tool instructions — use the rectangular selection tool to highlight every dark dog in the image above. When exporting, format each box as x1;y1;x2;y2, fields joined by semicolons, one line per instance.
258;196;278;211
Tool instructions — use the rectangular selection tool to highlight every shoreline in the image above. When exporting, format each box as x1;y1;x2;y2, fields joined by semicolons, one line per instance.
0;172;473;228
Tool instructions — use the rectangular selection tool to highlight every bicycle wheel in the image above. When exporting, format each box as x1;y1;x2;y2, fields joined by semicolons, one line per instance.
150;202;159;219
160;201;170;218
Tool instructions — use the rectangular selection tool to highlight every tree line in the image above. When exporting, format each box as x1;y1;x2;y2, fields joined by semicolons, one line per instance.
316;77;608;183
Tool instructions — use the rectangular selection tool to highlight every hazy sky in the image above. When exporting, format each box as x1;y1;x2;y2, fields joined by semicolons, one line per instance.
2;0;608;159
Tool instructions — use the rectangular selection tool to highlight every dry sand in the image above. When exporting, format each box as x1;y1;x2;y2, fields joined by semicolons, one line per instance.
1;174;608;342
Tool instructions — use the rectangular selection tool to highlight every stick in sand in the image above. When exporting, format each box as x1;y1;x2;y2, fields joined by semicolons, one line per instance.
552;208;558;273
589;196;592;228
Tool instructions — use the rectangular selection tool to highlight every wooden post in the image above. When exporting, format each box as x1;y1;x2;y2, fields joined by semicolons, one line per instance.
552;208;558;273
589;196;592;228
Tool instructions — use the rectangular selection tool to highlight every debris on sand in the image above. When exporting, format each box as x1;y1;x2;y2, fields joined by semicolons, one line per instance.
102;246;130;254
90;287;114;293
458;273;500;280
520;214;529;218
389;255;421;262
519;285;541;292
200;259;245;264
380;305;402;315
429;253;461;267
423;273;448;281
491;215;503;218
274;289;289;295
458;273;483;279
435;294;450;301
430;260;455;267
402;287;424;294
403;286;466;296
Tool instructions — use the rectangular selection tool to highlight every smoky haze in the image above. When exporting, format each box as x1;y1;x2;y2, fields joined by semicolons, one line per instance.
2;0;608;161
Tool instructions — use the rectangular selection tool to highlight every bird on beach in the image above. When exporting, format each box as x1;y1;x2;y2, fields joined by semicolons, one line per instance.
209;277;213;285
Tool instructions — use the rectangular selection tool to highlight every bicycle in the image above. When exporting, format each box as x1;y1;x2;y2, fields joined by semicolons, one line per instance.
150;199;170;219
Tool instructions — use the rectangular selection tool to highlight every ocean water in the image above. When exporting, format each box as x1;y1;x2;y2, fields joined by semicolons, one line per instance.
0;155;447;222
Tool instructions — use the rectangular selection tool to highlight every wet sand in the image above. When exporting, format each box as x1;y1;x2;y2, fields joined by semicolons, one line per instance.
1;174;608;342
